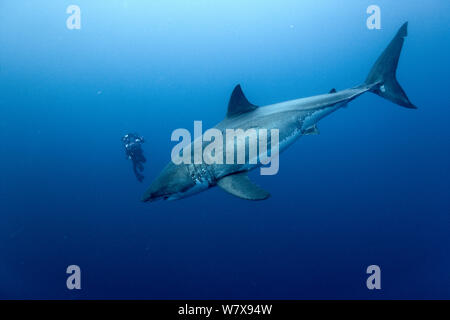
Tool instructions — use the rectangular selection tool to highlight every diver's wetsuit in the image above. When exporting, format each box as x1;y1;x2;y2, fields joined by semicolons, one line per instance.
122;133;146;182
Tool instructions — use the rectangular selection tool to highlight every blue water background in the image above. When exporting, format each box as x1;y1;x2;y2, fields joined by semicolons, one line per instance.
0;0;449;299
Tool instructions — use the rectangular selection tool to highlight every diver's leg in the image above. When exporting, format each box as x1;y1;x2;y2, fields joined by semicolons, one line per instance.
133;161;144;182
136;150;146;163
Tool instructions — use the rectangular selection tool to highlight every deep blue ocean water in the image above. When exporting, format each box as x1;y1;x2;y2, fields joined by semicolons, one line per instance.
0;0;449;299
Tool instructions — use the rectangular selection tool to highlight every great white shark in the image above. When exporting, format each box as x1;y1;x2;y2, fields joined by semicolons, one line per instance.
142;22;416;202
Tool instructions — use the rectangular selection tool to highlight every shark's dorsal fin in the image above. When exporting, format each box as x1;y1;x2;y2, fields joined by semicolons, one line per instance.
227;84;258;117
329;88;337;93
217;172;270;200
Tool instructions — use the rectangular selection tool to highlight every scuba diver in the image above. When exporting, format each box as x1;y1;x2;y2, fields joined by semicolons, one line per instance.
122;133;146;182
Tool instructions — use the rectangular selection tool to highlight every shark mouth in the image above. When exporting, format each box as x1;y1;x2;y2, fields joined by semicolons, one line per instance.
141;192;171;202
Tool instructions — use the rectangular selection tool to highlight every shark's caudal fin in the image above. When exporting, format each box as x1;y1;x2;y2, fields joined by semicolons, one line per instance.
365;22;417;109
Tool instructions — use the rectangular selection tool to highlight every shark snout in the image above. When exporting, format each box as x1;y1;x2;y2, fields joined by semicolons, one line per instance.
141;163;196;203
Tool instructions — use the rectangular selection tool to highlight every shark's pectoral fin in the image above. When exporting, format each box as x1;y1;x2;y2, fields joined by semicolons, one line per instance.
303;124;320;135
217;172;270;201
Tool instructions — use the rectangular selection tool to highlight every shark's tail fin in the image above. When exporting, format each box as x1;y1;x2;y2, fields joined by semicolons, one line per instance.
365;22;417;109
